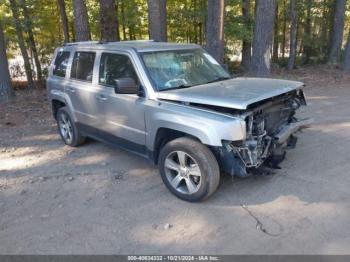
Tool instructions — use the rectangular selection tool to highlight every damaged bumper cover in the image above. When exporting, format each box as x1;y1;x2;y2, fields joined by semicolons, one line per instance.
217;117;313;177
275;118;313;144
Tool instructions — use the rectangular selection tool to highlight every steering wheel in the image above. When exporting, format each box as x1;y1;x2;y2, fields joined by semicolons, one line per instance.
164;73;187;88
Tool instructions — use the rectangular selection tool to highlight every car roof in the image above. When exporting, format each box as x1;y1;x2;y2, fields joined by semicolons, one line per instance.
62;40;200;52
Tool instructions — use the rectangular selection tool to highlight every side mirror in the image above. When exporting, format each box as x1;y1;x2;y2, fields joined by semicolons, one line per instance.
114;78;138;94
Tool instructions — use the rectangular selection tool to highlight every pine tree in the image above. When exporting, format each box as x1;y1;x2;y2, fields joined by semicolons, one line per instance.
100;0;120;41
287;0;297;70
250;0;277;77
19;0;43;81
0;19;14;101
206;0;225;64
57;0;70;43
73;0;91;41
328;0;346;64
147;0;167;42
9;0;34;89
343;31;350;71
241;0;251;69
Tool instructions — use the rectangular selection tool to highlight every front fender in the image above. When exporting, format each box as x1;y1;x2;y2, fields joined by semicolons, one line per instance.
145;100;246;150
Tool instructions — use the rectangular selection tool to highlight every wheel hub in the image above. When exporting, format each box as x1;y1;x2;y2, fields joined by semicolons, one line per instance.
164;150;202;195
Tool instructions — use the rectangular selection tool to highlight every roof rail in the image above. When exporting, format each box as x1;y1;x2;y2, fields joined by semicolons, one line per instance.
119;40;155;43
63;41;104;46
63;40;155;46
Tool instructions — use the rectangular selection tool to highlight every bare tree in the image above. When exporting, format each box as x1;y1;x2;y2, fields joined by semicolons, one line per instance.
206;0;225;64
0;19;14;101
99;0;119;41
147;0;167;42
250;0;277;77
241;0;251;69
19;0;43;81
9;0;34;89
73;0;91;41
328;0;346;64
343;31;350;71
57;0;70;43
287;0;297;70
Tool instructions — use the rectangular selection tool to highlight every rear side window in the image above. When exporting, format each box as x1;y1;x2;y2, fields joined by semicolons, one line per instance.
99;53;139;86
53;51;70;77
70;52;96;82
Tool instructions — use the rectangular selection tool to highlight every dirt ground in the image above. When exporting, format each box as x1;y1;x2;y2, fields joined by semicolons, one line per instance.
1;66;350;255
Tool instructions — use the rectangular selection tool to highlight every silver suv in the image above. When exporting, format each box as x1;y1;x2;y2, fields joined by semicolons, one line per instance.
47;40;311;202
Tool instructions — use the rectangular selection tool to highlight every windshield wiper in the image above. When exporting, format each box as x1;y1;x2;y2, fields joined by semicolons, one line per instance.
159;84;192;91
206;76;231;84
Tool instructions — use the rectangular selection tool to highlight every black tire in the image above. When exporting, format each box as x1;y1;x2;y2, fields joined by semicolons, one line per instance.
56;107;85;147
158;137;220;202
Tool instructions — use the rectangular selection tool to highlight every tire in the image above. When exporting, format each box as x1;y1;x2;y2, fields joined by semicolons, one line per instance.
158;137;220;202
56;107;85;147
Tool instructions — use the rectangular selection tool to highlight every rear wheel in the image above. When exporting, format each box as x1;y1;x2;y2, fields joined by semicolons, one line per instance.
158;137;220;202
57;107;85;147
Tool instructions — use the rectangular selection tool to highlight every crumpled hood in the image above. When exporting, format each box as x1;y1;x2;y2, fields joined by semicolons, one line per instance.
156;77;304;110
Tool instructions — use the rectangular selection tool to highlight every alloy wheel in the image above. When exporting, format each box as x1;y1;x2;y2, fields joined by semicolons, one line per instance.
58;112;73;144
164;151;202;194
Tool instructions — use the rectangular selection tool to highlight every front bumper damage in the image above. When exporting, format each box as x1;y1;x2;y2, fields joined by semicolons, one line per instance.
217;117;313;177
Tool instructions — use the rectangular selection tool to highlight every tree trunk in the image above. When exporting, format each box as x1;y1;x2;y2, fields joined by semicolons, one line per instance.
205;0;225;64
120;0;127;40
9;0;34;89
19;0;43;81
287;0;297;70
281;0;287;58
320;0;331;58
73;0;91;41
115;1;121;41
343;31;350;71
147;0;167;42
250;0;277;77
0;19;14;101
303;0;312;64
272;3;279;63
328;0;346;64
57;0;70;43
99;0;120;41
241;0;251;69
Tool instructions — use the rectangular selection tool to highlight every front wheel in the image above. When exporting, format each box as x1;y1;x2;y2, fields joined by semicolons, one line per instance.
158;137;220;202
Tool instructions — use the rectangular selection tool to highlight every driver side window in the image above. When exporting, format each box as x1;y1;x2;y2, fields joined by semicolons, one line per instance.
99;53;139;86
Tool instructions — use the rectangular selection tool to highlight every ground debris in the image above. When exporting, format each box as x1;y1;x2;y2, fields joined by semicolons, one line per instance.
241;205;282;237
163;223;173;230
5;122;15;126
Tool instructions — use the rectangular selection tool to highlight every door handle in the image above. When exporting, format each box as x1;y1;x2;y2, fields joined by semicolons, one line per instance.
67;87;76;93
96;95;107;102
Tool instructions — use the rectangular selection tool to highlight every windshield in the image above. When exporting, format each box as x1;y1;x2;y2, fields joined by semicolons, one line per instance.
140;49;231;91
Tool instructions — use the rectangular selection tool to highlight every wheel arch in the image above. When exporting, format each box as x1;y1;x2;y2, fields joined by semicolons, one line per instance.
51;99;66;120
152;127;201;164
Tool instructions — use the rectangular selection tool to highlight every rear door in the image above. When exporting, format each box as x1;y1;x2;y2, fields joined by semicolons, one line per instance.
66;50;100;128
96;51;147;151
47;49;71;98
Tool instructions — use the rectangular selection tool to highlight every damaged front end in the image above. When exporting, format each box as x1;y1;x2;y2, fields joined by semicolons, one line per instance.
216;89;312;177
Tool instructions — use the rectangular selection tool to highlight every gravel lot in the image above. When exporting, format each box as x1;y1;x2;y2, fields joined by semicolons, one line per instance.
1;67;350;254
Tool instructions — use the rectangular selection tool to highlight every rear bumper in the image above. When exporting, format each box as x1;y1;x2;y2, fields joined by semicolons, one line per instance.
274;118;313;144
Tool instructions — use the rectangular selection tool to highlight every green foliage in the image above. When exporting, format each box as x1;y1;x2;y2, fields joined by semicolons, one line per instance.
1;0;350;78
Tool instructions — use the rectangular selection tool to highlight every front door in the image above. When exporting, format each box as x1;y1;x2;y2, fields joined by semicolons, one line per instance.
96;52;147;153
